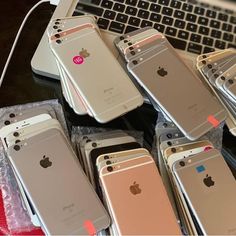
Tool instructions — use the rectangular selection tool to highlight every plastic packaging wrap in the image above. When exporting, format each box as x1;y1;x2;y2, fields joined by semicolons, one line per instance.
0;99;68;234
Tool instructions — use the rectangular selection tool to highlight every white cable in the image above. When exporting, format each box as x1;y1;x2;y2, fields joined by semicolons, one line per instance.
0;0;50;87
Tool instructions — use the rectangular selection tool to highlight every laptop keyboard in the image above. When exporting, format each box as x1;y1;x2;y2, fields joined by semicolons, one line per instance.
74;0;236;54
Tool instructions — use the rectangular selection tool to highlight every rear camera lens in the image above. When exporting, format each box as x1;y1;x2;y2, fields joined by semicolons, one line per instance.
92;142;97;147
167;133;172;139
130;51;135;55
15;140;21;144
9;113;15;118
53;26;58;29
163;123;168;127
202;60;206;64
14;145;20;151
171;148;176;153
133;60;138;65
229;79;234;84
106;160;112;165
56;39;61;44
179;161;185;167
167;141;172;146
13;132;19;137
104;155;109;160
207;64;212;69
107;166;113;172
55;34;60;38
4;120;10;125
120;36;124;40
86;139;91;143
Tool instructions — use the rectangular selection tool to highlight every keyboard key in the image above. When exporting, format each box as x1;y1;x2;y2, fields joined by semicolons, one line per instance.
150;3;161;13
174;19;185;29
174;10;185;19
150;13;162;22
228;43;236;49
188;42;202;54
182;3;193;12
186;23;197;32
215;40;226;49
222;23;232;32
218;13;228;22
113;3;125;12
101;0;113;8
166;36;187;50
234;26;236;34
199;26;209;35
154;23;165;33
162;7;173;16
203;47;215;53
138;0;150;9
149;0;157;2
188;0;198;4
190;33;201;43
159;0;170;6
225;9;234;14
206;10;216;19
97;18;109;29
162;16;173;25
223;33;234;42
178;30;189;39
170;0;181;9
109;21;125;33
76;3;104;16
194;6;204;15
186;13;197;22
230;16;236;24
126;0;137;6
129;17;141;26
138;9;149;19
104;10;116;19
198;17;209;26
125;6;137;15
141;20;153;27
202;37;213;46
210;20;220;29
83;0;101;5
211;29;221;39
116;13;128;23
125;25;139;33
165;27;177;36
114;0;125;2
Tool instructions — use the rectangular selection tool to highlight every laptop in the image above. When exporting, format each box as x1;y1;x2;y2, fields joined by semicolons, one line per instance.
31;0;236;79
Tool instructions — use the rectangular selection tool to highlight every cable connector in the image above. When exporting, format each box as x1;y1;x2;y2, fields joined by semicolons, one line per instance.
50;0;60;6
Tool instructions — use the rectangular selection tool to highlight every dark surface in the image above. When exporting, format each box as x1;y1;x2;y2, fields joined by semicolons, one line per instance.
0;0;235;155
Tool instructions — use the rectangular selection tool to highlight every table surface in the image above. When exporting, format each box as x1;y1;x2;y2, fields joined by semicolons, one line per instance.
0;0;236;156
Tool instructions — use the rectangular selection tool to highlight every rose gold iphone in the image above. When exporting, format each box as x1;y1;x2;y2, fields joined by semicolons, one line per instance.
99;155;181;235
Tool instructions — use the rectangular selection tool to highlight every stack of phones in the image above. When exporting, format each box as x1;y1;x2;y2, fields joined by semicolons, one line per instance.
114;27;227;140
75;130;181;235
196;49;236;135
47;16;143;123
0;105;110;235
156;121;236;235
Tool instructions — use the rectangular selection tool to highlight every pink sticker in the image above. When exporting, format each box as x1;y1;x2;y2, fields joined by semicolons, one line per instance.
204;146;213;152
83;220;96;236
73;56;84;65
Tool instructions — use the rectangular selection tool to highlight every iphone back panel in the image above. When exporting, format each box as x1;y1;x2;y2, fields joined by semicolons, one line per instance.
128;46;226;140
99;155;181;235
7;128;110;235
50;29;143;123
173;149;236;235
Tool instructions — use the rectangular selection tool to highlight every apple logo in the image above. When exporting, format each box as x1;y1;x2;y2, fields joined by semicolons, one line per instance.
203;174;215;187
79;48;90;58
129;182;142;195
157;67;168;77
40;155;52;168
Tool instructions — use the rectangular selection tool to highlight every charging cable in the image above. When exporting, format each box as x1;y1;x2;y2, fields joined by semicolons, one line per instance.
0;0;52;87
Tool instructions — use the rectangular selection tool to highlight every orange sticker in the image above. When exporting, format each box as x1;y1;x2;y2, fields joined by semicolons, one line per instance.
207;115;220;128
84;220;96;236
